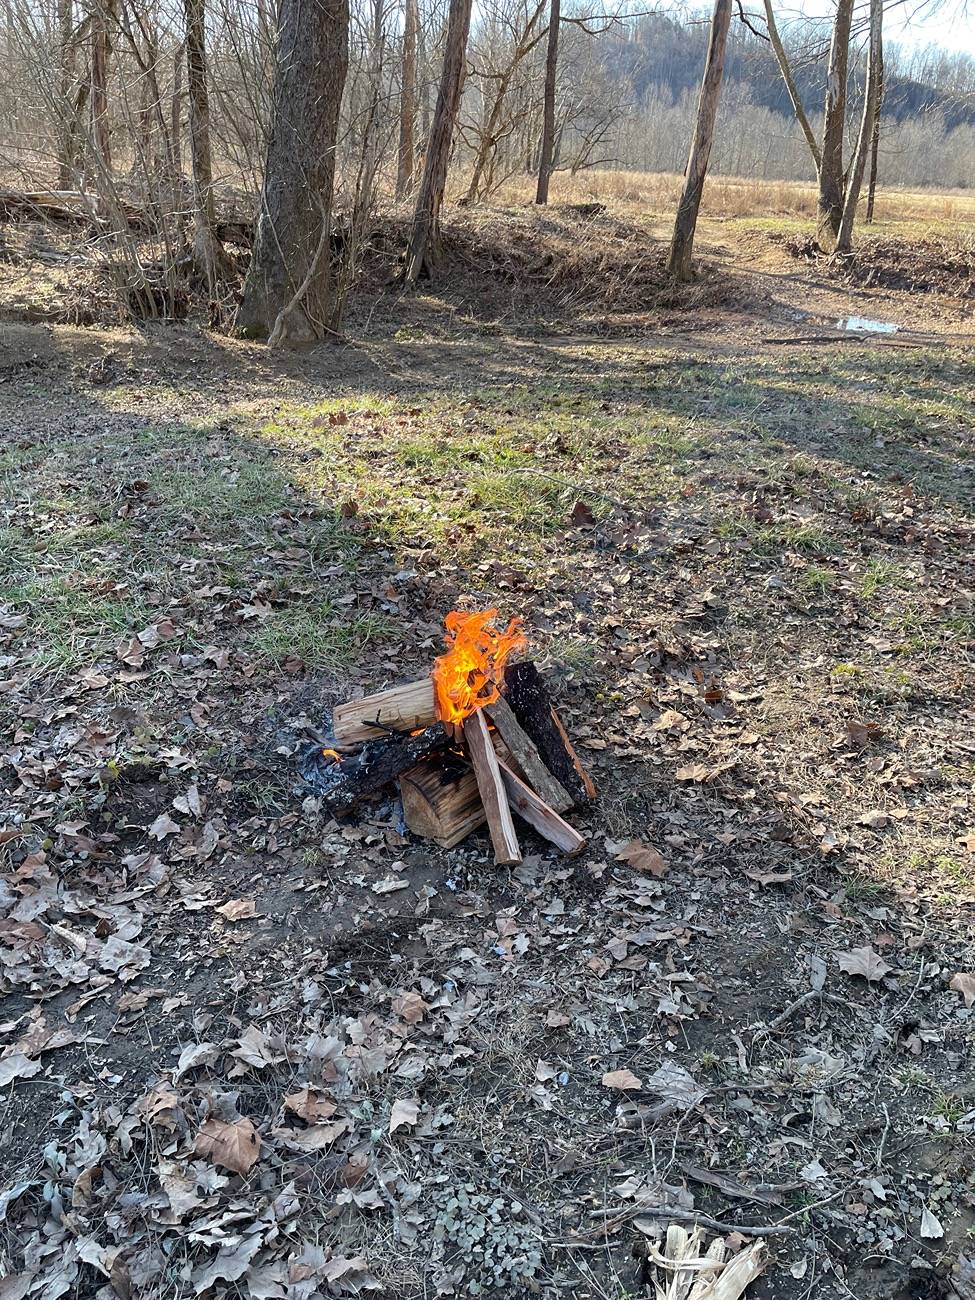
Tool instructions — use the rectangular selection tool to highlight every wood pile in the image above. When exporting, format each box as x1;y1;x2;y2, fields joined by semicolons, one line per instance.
303;613;594;863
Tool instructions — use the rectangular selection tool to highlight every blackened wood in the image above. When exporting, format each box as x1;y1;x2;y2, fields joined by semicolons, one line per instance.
302;725;451;816
503;662;596;804
497;761;585;855
486;694;572;812
463;710;521;864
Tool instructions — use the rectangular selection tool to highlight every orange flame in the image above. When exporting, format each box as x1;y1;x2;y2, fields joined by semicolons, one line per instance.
431;608;527;726
321;748;341;764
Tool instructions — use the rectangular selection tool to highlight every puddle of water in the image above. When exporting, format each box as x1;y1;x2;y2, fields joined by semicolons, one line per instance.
838;315;899;334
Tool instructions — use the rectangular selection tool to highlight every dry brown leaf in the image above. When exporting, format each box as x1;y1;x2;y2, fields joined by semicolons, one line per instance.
389;1098;420;1134
274;1120;349;1150
568;499;595;526
859;809;890;829
283;1088;337;1123
601;1068;642;1091
215;898;256;922
949;972;975;1008
845;719;883;747
836;946;892;982
745;869;793;886
193;1116;261;1175
391;991;428;1024
615;840;667;877
0;1053;42;1086
675;763;710;782
148;812;180;840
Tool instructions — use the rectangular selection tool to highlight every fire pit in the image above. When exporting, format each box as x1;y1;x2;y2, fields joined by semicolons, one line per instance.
301;610;595;864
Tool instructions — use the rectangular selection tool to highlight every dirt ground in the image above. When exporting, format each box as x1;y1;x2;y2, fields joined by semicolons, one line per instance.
1;207;974;1300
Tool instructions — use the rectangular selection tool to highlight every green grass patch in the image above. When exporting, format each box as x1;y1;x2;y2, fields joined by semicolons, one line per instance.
249;605;391;669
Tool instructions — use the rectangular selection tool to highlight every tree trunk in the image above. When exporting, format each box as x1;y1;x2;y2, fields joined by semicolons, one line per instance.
835;0;882;254
817;0;853;252
237;0;350;343
534;0;559;204
667;0;732;282
183;0;229;289
90;0;114;174
865;31;884;224
395;0;418;199
403;0;473;284
56;0;78;187
171;41;184;175
762;0;819;171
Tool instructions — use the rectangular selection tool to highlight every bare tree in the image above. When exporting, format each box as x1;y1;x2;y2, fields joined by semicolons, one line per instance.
818;0;853;249
183;0;229;288
534;0;558;203
836;0;881;253
396;0;418;197
90;0;115;173
865;25;884;223
667;0;731;281
237;0;350;343
56;0;81;186
403;0;473;283
762;0;819;170
463;0;547;204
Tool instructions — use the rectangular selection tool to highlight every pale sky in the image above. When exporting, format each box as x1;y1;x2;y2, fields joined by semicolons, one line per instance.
781;0;975;55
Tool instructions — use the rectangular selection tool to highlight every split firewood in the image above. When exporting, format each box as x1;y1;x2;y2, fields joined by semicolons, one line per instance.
485;695;572;812
301;724;451;816
496;761;585;856
463;709;521;864
644;1225;766;1300
503;662;596;804
398;759;484;848
332;678;437;748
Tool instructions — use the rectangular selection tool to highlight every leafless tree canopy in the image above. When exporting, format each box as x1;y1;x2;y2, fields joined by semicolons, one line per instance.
1;0;971;324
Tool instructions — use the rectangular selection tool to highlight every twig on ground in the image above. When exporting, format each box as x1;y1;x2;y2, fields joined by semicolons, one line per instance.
575;1205;798;1241
759;990;852;1035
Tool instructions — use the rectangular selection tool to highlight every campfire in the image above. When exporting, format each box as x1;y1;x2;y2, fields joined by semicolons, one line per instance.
302;610;596;863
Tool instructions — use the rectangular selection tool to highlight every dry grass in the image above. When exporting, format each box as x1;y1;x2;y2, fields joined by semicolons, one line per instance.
488;168;975;228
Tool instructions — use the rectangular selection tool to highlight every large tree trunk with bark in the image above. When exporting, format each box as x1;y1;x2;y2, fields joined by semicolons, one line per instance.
403;0;473;284
534;0;559;205
817;0;854;252
56;0;79;187
90;0;114;175
395;0;418;199
865;30;884;224
667;0;731;282
835;0;882;254
183;0;229;290
237;0;350;343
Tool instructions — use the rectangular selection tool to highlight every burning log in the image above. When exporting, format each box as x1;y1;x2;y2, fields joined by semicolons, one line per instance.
497;761;586;856
398;759;484;848
462;709;521;865
485;695;572;813
302;724;452;816
503;662;597;804
332;679;437;748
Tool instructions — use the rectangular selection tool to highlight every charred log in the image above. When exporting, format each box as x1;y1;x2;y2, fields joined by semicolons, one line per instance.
503;662;596;805
301;723;452;816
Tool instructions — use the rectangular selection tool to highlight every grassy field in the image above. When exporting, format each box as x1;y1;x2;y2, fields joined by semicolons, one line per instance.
488;167;975;234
